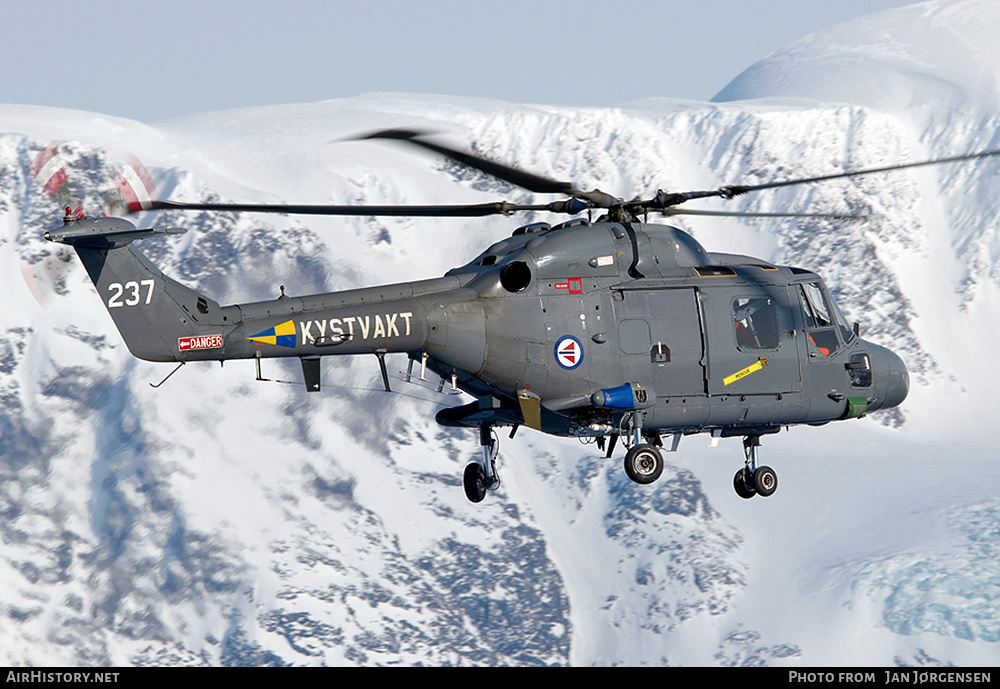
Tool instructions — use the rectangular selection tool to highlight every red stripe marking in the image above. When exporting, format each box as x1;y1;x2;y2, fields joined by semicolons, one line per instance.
117;174;142;212
126;154;157;196
42;168;67;196
29;143;58;178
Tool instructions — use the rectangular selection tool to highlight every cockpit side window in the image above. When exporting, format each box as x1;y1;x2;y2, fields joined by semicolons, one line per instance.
732;296;779;350
798;282;844;356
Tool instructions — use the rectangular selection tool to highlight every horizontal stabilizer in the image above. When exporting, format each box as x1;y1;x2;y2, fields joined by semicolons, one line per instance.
44;216;186;247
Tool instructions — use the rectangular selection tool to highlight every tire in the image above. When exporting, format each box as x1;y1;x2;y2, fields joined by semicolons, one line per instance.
754;465;778;497
734;468;756;499
464;462;488;503
623;444;664;484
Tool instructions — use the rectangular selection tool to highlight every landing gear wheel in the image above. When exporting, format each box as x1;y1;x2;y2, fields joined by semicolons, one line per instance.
624;444;664;484
753;465;778;497
463;462;488;503
734;468;757;499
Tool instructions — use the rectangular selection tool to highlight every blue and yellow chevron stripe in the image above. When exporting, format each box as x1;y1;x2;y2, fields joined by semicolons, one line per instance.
248;320;296;348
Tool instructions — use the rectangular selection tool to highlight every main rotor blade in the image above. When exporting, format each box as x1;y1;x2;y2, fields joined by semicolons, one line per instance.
650;147;1000;209
733;147;1000;196
661;207;871;221
149;198;588;217
355;128;585;197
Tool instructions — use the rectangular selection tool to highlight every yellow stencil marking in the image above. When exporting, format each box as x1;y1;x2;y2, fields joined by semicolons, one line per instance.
723;357;769;386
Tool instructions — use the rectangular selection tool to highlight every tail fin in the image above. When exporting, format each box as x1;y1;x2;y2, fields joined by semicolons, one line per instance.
47;216;236;362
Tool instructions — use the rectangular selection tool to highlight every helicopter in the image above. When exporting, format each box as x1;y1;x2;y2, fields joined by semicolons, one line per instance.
39;130;999;503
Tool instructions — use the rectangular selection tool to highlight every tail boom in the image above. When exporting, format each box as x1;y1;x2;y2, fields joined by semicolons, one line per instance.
50;217;444;364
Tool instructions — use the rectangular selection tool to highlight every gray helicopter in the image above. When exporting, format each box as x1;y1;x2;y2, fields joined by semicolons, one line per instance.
44;131;996;503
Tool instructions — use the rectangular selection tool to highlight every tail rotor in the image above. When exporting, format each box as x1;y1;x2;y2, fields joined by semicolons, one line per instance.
27;142;161;307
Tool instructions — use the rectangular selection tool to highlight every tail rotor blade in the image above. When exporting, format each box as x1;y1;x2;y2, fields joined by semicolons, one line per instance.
29;142;83;219
109;153;158;215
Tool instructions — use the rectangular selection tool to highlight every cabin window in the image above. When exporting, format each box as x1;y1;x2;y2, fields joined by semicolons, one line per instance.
731;296;779;350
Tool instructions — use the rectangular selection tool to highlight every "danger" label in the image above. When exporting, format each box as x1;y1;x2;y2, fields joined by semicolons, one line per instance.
178;334;224;351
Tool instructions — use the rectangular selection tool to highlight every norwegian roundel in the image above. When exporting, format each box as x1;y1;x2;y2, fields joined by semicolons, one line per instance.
554;335;584;370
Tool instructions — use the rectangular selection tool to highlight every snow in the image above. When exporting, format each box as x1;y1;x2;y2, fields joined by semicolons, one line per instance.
1;0;999;667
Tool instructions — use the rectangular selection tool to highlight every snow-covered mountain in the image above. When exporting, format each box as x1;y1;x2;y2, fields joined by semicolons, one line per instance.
2;0;999;666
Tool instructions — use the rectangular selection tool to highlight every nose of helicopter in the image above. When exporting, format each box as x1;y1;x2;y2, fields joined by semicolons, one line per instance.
879;346;910;410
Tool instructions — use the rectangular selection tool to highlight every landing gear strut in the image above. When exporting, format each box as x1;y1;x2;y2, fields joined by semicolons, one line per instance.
733;435;777;499
464;424;501;503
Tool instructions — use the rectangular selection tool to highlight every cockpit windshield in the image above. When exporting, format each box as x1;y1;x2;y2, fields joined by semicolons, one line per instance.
827;289;855;344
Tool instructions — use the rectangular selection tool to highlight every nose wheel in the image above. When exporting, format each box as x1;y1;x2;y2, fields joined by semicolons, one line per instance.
734;436;777;499
464;462;489;503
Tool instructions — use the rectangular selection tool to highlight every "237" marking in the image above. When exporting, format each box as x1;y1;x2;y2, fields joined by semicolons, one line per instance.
107;280;155;308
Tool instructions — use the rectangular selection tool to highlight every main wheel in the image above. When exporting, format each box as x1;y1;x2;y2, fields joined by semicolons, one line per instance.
623;444;664;484
463;462;488;503
753;465;778;497
734;468;756;499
